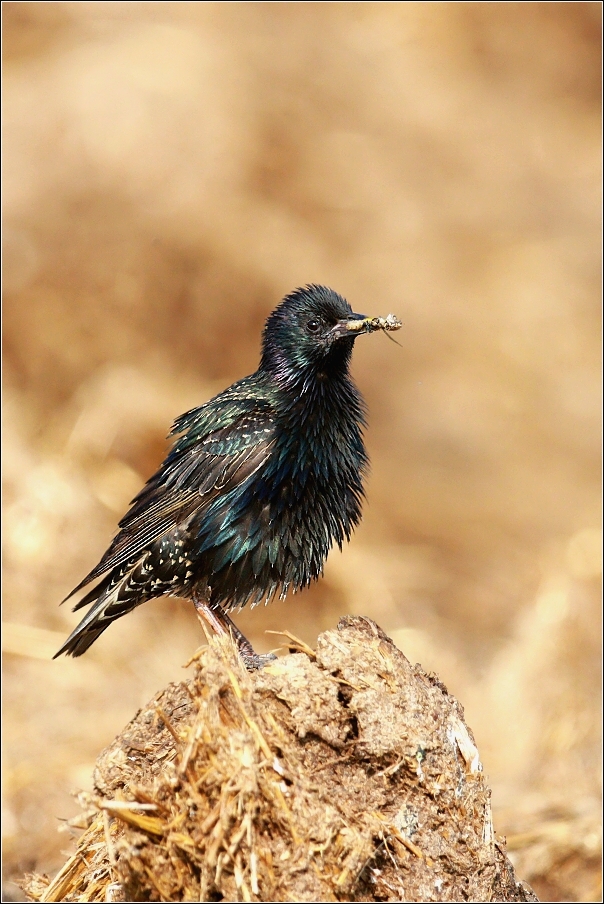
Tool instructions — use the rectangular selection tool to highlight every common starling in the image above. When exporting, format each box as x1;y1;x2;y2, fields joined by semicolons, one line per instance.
55;285;401;668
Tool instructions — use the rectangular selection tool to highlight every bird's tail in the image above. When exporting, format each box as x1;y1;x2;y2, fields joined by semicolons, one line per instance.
53;610;110;657
54;557;150;658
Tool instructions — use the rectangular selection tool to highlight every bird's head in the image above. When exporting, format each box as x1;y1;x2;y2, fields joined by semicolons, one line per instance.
260;285;372;384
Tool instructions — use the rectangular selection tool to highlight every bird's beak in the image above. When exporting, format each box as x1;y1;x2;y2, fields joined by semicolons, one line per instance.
330;313;371;340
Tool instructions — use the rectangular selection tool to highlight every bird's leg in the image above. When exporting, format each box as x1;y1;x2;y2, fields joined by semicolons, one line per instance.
192;595;277;670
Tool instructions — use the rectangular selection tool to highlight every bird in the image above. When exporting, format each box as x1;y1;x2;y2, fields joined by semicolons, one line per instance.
55;285;400;668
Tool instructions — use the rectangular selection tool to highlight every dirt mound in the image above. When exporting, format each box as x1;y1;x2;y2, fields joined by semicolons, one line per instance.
23;617;537;902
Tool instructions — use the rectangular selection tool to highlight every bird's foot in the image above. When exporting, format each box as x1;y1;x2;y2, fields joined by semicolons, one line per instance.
224;624;278;671
193;595;278;671
240;649;278;671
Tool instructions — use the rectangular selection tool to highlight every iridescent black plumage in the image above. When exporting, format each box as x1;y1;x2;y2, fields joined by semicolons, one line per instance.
55;285;378;667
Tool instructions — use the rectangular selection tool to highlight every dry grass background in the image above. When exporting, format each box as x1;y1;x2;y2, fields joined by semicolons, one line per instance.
2;2;601;901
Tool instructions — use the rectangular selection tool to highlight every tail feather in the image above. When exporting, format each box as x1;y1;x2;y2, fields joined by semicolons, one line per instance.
71;571;115;612
53;617;111;658
53;592;116;658
55;555;150;658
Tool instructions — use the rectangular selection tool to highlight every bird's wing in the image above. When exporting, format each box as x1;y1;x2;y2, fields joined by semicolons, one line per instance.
64;404;276;602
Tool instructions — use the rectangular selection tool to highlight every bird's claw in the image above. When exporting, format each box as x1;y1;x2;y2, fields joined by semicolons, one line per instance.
240;650;278;671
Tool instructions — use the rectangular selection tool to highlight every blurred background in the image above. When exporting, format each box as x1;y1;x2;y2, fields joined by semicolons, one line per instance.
2;2;601;901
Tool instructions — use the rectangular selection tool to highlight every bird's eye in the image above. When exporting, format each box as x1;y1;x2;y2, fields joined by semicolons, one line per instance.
307;318;321;334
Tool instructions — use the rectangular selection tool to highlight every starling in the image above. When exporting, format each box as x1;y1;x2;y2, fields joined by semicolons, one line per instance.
55;285;401;668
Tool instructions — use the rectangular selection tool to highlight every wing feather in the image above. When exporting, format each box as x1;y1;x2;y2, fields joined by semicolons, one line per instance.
63;408;276;602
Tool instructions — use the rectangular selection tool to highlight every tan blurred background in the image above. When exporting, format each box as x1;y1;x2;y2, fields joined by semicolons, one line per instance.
2;2;601;901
